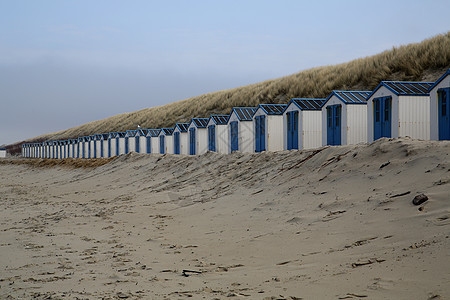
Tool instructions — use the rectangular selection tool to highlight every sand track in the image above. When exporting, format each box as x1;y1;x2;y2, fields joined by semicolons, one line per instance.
0;138;449;299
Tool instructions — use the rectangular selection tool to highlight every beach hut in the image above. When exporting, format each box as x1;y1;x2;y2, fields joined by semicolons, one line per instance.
145;129;161;154
92;134;101;158
67;139;74;158
136;129;148;153
283;98;326;150
322;91;371;146
115;132;127;155
76;137;84;158
125;130;137;154
87;136;94;158
253;104;287;152
366;81;434;142
187;118;209;155
173;123;189;155
158;128;174;154
429;69;450;140
227;107;257;153
0;147;6;158
39;143;44;158
207;115;229;154
98;134;108;157
60;141;66;159
107;132;117;157
43;141;48;158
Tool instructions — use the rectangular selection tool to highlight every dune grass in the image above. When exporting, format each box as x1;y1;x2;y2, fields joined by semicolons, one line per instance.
12;32;450;150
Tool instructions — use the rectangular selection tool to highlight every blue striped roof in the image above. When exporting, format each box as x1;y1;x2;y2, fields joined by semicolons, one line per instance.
230;107;257;121
288;98;326;111
137;129;148;136
161;128;174;135
209;115;229;125
175;123;189;132
147;129;161;137
256;104;287;115
126;130;137;137
327;91;371;104
368;81;434;99
190;118;209;128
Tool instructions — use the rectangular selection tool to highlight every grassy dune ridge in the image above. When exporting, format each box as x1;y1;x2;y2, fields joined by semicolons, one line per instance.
14;32;450;147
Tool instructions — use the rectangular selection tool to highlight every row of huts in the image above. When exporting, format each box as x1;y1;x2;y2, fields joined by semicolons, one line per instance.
22;69;450;159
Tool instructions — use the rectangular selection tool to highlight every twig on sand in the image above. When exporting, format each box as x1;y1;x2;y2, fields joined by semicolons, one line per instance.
182;269;202;277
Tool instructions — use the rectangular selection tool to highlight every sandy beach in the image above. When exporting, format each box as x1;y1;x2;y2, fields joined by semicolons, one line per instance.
1;137;449;299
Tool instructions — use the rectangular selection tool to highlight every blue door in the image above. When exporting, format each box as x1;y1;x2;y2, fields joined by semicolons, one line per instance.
135;136;140;152
125;137;129;154
255;115;266;152
100;140;104;158
146;136;151;153
160;135;165;154
189;128;196;155
326;105;342;145
116;138;120;155
373;97;392;140
93;141;97;158
230;121;239;152
174;132;180;154
438;88;450;140
208;125;216;152
286;111;299;150
108;139;111;157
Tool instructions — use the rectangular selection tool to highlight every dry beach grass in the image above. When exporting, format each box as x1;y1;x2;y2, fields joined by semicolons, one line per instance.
1;138;449;299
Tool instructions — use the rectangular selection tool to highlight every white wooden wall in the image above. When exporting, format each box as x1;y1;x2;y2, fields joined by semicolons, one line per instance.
399;96;430;140
138;136;146;153
150;137;159;154
302;111;322;149
216;125;228;154
347;104;367;145
129;138;136;153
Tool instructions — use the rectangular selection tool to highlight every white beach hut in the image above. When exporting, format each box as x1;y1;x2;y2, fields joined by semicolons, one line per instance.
107;132;117;157
322;91;371;146
92;134;101;158
67;139;74;158
253;104;287;152
158;128;174;154
0;147;6;158
429;69;450;140
146;129;161;154
187;118;209;155
366;81;434;142
125;130;137;154
283;98;326;150
136;129;148;153
227;107;257;153
207;115;229;154
116;132;127;155
173;123;189;155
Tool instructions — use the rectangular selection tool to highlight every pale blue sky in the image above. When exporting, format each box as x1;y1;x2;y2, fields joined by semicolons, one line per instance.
1;0;449;145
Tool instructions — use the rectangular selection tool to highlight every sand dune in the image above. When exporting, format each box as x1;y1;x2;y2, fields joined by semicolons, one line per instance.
1;138;449;299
